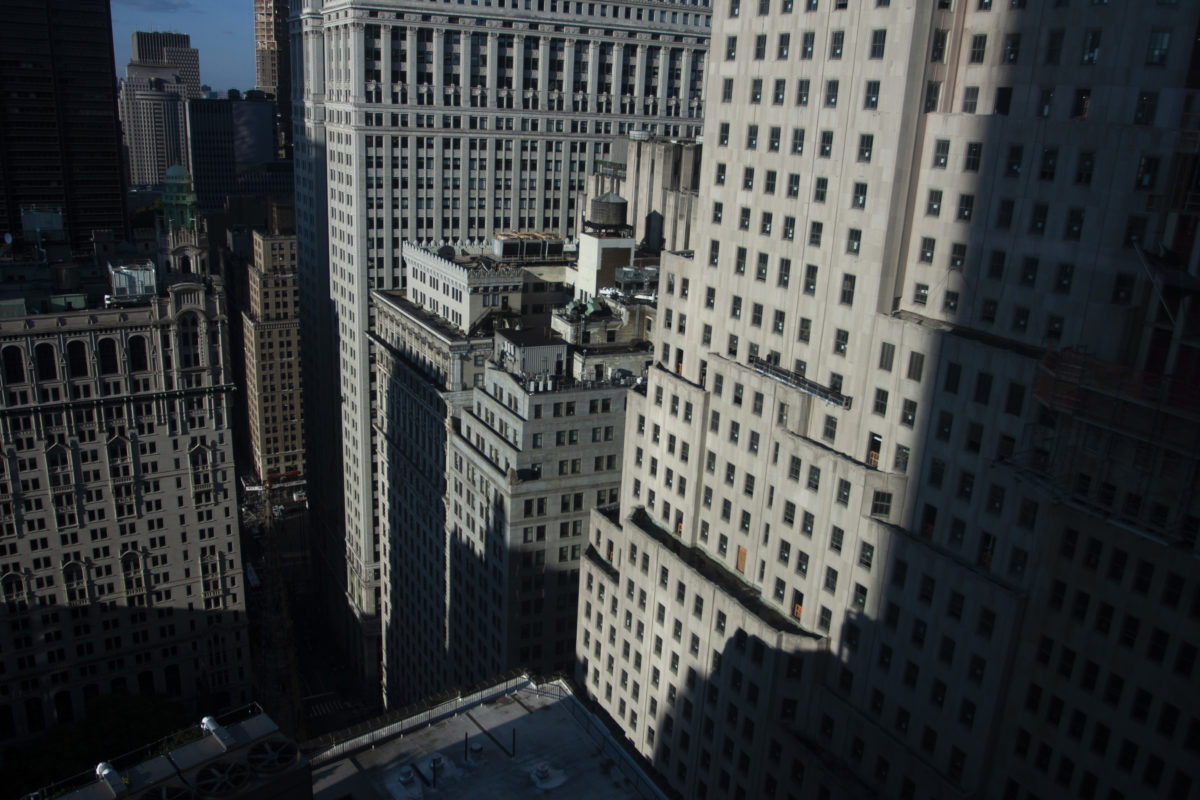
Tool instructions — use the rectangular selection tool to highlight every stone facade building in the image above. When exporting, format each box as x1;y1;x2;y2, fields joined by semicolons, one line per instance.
244;227;304;484
578;3;1200;800
294;0;710;687
0;275;250;744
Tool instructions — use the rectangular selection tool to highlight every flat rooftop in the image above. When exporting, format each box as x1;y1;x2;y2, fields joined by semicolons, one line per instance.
311;678;664;800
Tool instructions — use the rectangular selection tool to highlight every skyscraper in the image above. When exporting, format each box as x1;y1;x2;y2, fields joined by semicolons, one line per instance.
294;0;710;690
578;3;1200;799
119;31;203;186
244;219;305;485
0;0;127;253
0;269;250;745
254;0;292;157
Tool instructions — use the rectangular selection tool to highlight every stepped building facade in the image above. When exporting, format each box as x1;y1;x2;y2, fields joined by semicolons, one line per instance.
294;0;710;689
578;3;1200;800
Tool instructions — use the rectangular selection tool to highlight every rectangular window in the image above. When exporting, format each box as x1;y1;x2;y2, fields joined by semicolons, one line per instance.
864;80;880;109
969;34;987;63
963;86;979;113
870;29;886;59
858;134;873;162
796;78;810;106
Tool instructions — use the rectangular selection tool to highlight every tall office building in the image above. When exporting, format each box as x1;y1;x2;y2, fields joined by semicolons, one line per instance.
374;229;652;707
119;32;204;186
294;0;710;690
244;221;305;484
0;0;127;253
0;268;249;745
186;95;293;210
578;3;1200;800
255;0;293;156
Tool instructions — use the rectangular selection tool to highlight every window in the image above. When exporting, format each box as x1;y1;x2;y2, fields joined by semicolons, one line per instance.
1039;147;1058;180
820;130;834;157
858;135;873;162
852;183;868;209
1065;208;1084;240
934;139;949;168
901;400;917;427
1076;151;1095;184
957;194;975;221
927;190;942;216
1136;156;1160;190
1003;33;1020;63
924;81;941;112
870;29;886;58
825;79;839;107
841;274;856;305
879;342;895;372
1146;28;1170;66
773;79;786;105
755;33;768;59
833;329;849;355
864;80;880;109
919;238;935;263
931;29;947;62
801;31;815;59
778;33;791;59
768;126;781;152
746;125;758;149
830;30;844;59
1081;28;1101;64
874;389;889;415
739;207;751;230
721;78;734;103
1030;203;1048;235
718;122;730;146
969;34;987;63
1134;91;1159;125
809;222;823;246
712;202;723;224
791;128;805;155
750;79;763;104
715;163;726;185
962;86;979;113
813;177;827;202
964;142;982;171
725;36;738;60
1072;88;1091;120
787;174;800;198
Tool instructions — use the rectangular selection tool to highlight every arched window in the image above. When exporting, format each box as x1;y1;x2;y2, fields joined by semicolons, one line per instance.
98;338;119;375
34;343;56;381
178;313;201;368
128;335;148;372
67;340;88;378
2;346;25;384
1;574;26;606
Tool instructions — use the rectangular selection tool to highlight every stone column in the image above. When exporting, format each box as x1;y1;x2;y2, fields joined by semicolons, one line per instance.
381;25;394;102
585;39;599;114
487;31;499;108
406;27;418;105
633;42;647;117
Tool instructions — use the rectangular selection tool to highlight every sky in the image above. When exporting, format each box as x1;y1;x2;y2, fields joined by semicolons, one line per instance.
111;0;256;93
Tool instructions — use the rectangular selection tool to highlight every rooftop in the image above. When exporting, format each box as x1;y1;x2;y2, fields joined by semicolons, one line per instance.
310;676;664;800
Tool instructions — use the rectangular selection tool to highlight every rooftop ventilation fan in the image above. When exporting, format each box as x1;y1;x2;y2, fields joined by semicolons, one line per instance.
193;760;250;797
247;738;299;774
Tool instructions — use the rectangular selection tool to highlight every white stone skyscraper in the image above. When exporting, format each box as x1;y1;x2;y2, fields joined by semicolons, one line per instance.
578;2;1200;799
293;0;710;691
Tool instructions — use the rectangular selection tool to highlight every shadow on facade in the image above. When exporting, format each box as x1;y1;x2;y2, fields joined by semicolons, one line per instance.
0;600;252;794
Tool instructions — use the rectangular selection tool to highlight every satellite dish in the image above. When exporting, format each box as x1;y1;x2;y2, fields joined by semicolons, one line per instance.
3;233;12;245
